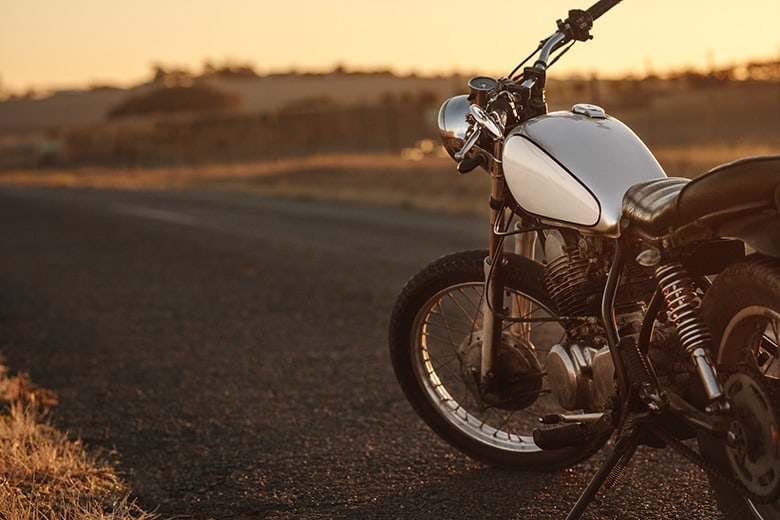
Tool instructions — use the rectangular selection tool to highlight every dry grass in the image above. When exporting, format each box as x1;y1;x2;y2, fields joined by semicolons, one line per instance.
0;152;489;215
0;361;156;520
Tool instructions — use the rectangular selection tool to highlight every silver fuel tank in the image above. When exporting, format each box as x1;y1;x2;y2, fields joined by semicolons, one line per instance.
502;104;666;237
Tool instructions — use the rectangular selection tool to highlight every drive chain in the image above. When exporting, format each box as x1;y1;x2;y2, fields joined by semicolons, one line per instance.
648;425;770;504
651;365;780;505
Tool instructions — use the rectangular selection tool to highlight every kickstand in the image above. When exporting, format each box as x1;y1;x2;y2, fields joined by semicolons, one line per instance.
564;418;640;520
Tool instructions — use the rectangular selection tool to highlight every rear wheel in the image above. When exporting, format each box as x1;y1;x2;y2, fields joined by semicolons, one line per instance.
388;250;608;470
699;255;780;519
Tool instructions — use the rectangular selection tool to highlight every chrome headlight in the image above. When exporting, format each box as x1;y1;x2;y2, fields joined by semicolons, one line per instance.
437;95;471;160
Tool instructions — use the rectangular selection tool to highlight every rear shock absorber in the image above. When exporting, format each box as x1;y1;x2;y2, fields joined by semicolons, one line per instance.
655;263;724;404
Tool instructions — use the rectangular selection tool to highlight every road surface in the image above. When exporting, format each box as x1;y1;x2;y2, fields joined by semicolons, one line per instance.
0;186;724;519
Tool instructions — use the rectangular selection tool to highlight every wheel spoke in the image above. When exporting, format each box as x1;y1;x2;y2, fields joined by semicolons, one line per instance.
427;308;476;332
763;319;779;356
411;279;581;452
445;290;481;330
422;329;469;345
433;300;460;352
428;354;461;380
758;316;780;378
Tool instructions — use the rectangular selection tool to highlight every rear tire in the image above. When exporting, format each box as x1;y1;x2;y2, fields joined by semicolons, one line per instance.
699;255;780;519
389;250;609;470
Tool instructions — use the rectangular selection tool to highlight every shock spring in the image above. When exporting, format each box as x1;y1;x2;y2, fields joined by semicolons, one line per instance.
655;263;711;355
655;262;724;401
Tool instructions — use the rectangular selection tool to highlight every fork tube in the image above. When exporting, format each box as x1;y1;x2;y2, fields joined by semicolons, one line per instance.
486;149;506;262
481;158;507;384
512;222;536;339
481;256;502;383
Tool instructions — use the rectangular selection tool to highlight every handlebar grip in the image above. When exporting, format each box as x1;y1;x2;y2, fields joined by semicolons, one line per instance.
457;153;485;174
586;0;622;21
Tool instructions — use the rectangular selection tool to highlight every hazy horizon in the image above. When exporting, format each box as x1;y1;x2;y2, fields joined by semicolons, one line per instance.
2;0;779;93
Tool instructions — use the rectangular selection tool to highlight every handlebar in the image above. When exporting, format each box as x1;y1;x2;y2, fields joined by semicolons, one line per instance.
457;0;626;166
519;0;623;89
586;0;622;22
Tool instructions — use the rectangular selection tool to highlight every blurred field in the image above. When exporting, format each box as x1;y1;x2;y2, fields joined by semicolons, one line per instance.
0;143;774;218
0;70;777;215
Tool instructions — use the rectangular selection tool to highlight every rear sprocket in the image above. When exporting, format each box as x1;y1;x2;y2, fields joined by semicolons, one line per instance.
722;367;780;502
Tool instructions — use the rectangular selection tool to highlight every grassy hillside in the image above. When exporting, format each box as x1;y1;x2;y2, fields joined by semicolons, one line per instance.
0;71;777;196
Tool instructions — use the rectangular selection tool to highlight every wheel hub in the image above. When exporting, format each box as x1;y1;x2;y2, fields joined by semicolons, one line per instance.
458;332;543;410
723;370;780;501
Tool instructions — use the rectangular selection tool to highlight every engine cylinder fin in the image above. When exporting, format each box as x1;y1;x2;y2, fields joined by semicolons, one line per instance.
544;251;602;317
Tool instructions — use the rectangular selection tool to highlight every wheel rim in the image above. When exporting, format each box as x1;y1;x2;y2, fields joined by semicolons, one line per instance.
719;305;780;517
411;281;571;453
719;305;779;380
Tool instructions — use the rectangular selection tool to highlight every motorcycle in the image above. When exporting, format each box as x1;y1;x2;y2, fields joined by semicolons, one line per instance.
387;1;780;518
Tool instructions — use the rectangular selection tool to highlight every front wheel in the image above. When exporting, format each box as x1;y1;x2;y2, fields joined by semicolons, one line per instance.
699;255;780;519
389;250;608;470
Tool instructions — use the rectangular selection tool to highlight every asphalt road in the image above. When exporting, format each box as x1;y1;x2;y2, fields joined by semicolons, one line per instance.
0;186;725;519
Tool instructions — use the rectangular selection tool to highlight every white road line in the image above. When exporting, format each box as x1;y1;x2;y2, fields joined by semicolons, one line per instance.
111;204;199;226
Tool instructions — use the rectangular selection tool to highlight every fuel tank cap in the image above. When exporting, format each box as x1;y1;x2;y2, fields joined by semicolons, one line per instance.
572;103;607;119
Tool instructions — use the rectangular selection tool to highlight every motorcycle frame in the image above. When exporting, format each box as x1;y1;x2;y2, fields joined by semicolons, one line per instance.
478;166;634;399
469;3;772;475
479;162;732;433
431;1;780;515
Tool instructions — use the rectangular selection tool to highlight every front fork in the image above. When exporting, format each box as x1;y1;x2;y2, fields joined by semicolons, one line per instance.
480;225;536;384
479;151;517;386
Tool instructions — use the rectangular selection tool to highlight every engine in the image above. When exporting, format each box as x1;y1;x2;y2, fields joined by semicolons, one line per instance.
541;229;658;410
542;228;654;320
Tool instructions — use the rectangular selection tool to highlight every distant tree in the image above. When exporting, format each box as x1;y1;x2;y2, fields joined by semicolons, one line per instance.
202;61;217;77
746;60;780;81
152;64;168;83
88;83;120;92
108;84;242;118
201;60;259;79
150;63;195;86
281;94;340;113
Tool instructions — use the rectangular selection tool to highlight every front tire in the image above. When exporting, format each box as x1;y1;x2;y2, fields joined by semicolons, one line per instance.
389;250;608;470
699;255;780;519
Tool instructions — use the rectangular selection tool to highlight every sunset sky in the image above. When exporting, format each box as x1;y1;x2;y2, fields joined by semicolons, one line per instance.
2;0;779;92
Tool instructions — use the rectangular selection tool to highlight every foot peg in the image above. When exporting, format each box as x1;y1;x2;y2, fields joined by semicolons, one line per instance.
533;423;592;450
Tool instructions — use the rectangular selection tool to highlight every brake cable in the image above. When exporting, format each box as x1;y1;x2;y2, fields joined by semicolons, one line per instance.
509;42;544;81
547;40;577;68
